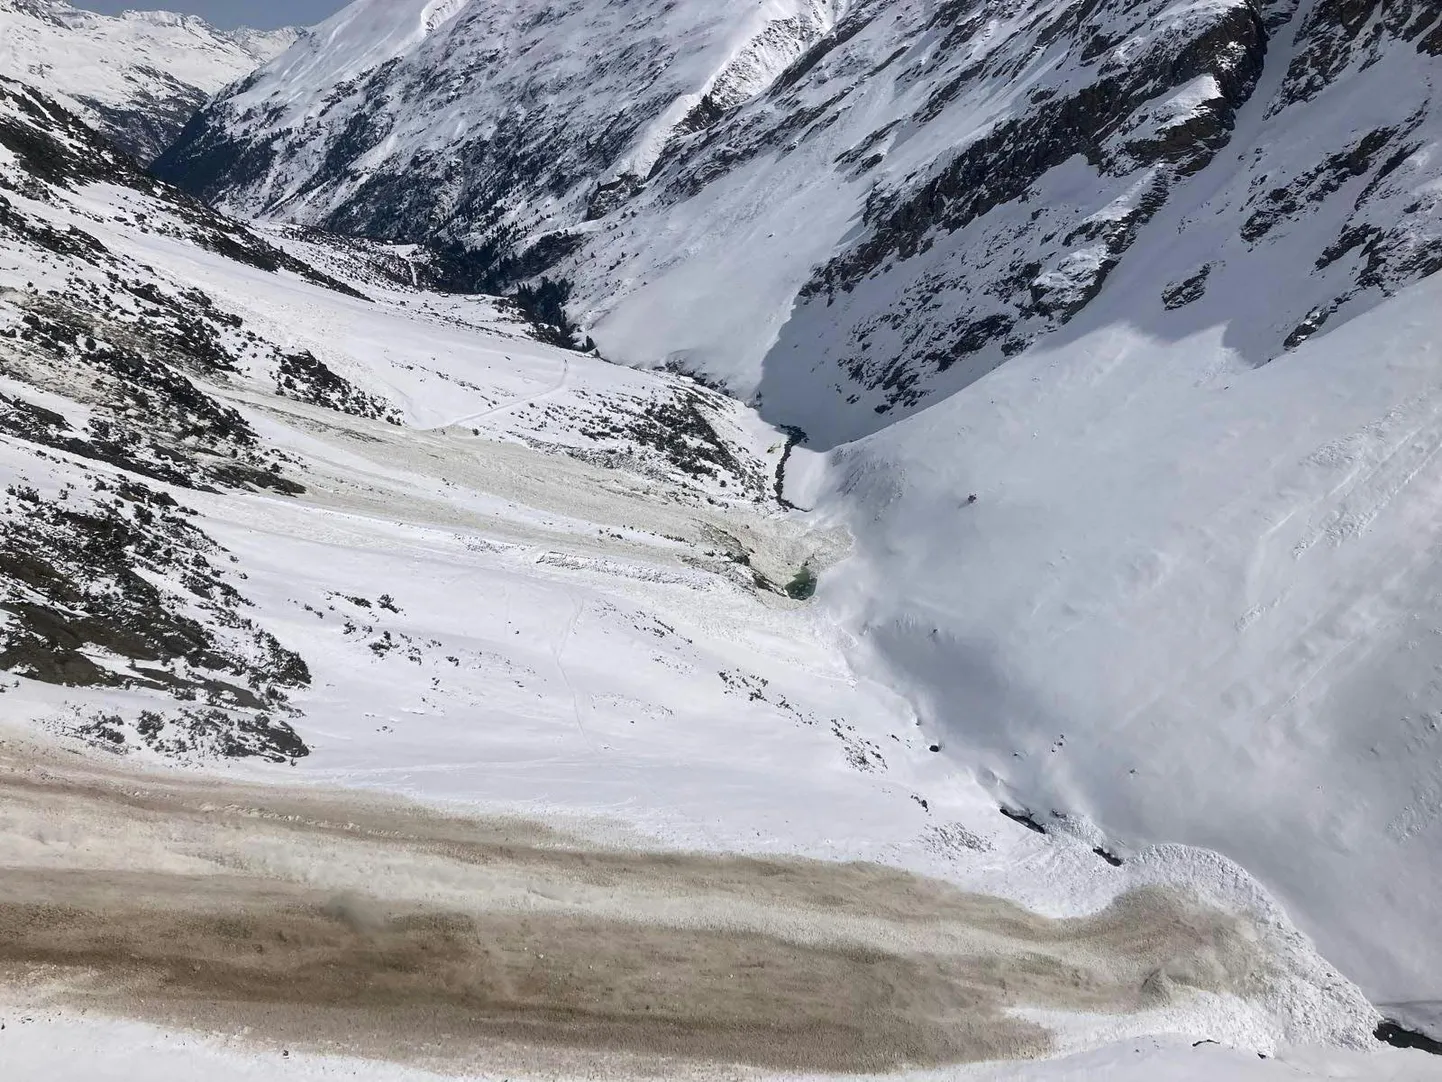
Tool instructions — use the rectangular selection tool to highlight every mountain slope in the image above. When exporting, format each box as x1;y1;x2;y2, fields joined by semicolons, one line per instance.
821;271;1442;1039
0;71;1406;1077
156;0;1442;445
153;0;845;249
0;0;296;162
148;0;1442;1037
0;72;798;757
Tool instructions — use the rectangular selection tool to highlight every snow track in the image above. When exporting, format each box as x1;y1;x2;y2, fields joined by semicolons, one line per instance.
553;592;599;755
0;738;1270;1077
427;351;571;431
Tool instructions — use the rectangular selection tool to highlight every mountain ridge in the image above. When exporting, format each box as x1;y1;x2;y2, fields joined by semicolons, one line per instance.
153;0;1441;445
0;0;297;162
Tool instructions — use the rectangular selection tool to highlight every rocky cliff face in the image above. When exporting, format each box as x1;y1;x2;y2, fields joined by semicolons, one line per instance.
0;0;296;162
0;75;334;757
155;0;844;249
155;0;1442;443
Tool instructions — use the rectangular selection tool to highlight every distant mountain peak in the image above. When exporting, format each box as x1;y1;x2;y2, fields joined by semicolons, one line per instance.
0;0;298;162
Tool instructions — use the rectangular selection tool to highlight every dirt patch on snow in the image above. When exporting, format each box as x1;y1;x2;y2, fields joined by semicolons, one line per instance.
0;738;1269;1077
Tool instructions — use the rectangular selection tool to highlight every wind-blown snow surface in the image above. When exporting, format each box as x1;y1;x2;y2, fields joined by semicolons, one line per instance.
0;75;1424;1080
3;1009;1440;1082
0;0;296;161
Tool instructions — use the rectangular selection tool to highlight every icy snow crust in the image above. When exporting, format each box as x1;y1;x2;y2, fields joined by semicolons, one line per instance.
0;73;1423;1080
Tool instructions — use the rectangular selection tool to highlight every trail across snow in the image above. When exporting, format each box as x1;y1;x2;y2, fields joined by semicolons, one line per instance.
0;736;1303;1078
427;351;572;432
553;592;600;755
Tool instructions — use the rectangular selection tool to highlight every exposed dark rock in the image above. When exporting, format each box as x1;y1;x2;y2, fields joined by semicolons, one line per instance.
1000;807;1048;835
0;297;302;494
809;7;1265;300
1375;1020;1442;1055
586;175;644;221
78;84;207;165
1284;304;1333;350
770;11;875;95
277;351;402;425
0;476;311;761
607;388;755;486
152;104;281;202
1241;127;1400;243
1275;0;1438;109
77;706;308;763
1163;264;1214;309
0;79;367;302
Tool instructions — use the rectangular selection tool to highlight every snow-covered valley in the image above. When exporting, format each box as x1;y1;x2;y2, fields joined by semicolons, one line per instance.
3;0;1442;1078
0;70;1375;1079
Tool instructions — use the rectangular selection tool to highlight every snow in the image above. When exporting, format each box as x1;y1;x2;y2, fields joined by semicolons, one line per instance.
2;1008;1438;1082
616;0;845;179
168;0;1442;469
824;272;1442;1032
0;0;295;135
1;86;1424;1077
171;0;1275;412
5;1;1442;1077
258;0;443;112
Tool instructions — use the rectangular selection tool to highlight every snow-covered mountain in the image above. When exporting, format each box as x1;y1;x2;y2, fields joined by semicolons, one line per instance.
156;0;1442;444
5;67;1415;1080
148;0;1442;1043
8;0;1442;1073
0;0;297;162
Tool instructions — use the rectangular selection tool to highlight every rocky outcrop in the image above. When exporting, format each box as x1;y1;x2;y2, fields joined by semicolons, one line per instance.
155;0;842;265
0;78;397;760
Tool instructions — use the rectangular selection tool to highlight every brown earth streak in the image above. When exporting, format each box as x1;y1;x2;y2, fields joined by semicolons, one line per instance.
0;737;1269;1077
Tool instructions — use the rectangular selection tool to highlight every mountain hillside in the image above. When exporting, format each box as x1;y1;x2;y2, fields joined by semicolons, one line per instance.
0;0;296;162
157;0;1442;445
1;69;1406;1078
148;0;1442;1039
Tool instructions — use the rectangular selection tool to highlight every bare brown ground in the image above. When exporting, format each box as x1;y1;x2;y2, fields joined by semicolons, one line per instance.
0;737;1270;1077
